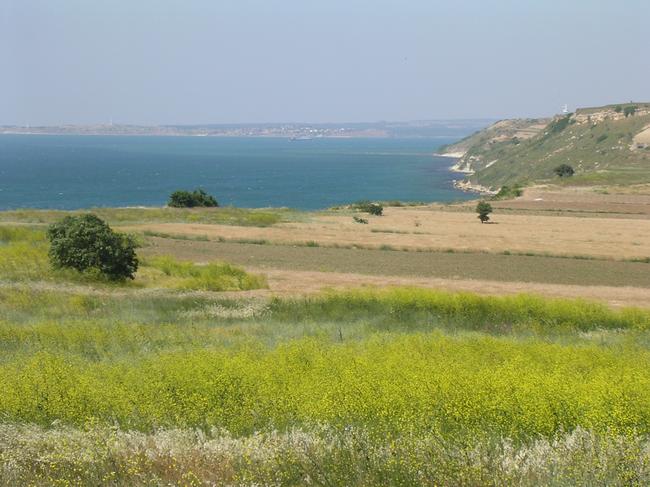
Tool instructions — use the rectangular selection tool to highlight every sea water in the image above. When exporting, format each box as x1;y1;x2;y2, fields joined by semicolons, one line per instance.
0;135;473;210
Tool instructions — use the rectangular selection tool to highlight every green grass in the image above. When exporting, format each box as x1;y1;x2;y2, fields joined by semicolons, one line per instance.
0;225;267;293
145;255;267;291
5;285;647;349
1;288;650;465
0;225;47;243
2;288;650;438
2;282;650;484
491;184;524;200
3;221;650;484
269;288;650;333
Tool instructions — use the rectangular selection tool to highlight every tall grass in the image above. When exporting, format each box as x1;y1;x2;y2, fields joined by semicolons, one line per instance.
0;287;267;326
269;288;650;332
146;256;267;291
0;225;46;243
2;425;648;486
4;286;650;349
0;227;51;281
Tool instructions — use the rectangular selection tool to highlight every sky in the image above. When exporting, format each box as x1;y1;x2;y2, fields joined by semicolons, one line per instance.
2;0;649;125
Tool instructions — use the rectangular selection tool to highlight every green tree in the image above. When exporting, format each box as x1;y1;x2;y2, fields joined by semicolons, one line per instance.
554;164;575;177
367;203;383;216
624;105;637;118
47;214;138;280
476;201;492;224
168;189;219;208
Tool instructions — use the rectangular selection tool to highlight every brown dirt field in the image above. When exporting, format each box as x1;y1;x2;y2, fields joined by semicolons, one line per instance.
123;203;650;260
121;186;650;307
256;268;650;309
141;237;650;288
134;237;650;308
484;186;650;216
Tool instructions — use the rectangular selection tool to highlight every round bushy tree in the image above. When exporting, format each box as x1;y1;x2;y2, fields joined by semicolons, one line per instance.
476;201;492;223
554;164;575;177
47;214;138;280
168;189;218;208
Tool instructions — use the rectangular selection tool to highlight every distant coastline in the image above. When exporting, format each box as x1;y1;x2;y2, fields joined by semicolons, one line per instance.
0;119;493;140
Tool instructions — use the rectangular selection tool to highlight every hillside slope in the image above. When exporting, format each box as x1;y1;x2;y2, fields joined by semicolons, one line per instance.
442;103;650;191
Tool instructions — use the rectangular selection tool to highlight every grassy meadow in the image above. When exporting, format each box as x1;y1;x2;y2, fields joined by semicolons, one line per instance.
2;224;650;485
0;225;267;292
455;104;650;188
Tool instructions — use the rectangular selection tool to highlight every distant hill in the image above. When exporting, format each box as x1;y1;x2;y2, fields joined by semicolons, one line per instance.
441;103;650;191
0;120;490;139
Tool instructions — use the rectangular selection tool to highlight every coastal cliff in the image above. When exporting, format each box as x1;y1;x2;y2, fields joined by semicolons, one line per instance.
441;102;650;192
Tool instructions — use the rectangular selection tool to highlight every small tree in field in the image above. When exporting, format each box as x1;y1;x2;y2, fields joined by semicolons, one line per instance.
366;203;383;216
47;214;138;280
476;201;492;224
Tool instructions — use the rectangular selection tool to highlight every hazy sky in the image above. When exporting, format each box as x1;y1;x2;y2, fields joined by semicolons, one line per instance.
2;0;648;125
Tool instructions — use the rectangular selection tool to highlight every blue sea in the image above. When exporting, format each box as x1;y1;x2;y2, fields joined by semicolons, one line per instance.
0;135;472;210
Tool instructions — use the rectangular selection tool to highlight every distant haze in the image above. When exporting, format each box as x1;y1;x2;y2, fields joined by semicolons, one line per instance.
2;0;648;126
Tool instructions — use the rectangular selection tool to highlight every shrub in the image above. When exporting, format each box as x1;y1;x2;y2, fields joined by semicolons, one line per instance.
47;214;138;280
353;200;383;216
168;189;218;208
624;105;637;118
614;105;622;113
353;216;368;224
547;114;572;135
492;185;523;200
476;201;492;223
554;164;575;177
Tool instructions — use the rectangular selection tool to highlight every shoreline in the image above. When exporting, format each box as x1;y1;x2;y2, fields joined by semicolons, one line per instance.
436;151;466;159
437;151;495;195
453;179;497;195
436;151;475;175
